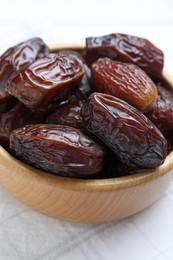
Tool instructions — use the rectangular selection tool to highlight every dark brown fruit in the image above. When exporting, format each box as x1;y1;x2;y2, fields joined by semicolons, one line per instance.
0;102;43;148
10;124;104;177
46;99;84;129
7;53;84;112
85;33;164;79
0;37;50;101
146;83;173;134
81;92;167;169
91;58;158;111
59;50;92;98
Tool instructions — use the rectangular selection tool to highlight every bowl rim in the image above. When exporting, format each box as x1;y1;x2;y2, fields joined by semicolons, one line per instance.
0;45;173;193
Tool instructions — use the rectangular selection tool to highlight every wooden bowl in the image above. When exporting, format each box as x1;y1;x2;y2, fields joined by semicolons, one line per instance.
0;45;173;223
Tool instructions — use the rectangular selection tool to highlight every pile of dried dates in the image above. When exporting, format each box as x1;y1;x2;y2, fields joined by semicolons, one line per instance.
0;33;172;179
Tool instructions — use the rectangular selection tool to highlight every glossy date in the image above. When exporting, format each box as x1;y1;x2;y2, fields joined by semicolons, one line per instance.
91;58;158;111
85;33;164;80
46;98;84;129
59;50;92;98
146;83;173;134
10;124;104;177
81;92;167;169
0;37;50;101
7;53;84;112
0;101;43;148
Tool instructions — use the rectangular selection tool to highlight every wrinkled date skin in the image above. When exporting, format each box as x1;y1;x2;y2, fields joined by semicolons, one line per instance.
59;50;92;98
81;92;167;169
0;37;50;101
0;34;169;178
46;99;84;129
0;101;43;148
91;58;158;112
85;33;164;80
7;53;84;112
10;124;104;177
146;84;173;135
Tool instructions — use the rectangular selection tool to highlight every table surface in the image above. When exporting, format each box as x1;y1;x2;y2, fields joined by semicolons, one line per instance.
0;0;173;259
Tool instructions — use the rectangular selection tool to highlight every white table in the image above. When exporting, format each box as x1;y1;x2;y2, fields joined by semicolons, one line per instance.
0;1;173;259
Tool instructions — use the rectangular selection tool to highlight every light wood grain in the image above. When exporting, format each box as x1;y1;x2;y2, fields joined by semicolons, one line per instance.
0;45;173;223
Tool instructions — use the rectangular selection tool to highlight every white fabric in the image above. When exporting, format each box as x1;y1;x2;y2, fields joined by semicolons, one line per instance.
0;1;173;259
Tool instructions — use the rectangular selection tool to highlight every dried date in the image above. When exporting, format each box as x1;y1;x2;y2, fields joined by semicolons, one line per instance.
91;58;158;111
10;124;104;177
146;83;173;135
46;99;84;129
0;102;43;148
59;50;92;98
7;53;84;112
0;37;50;101
81;92;167;169
85;33;163;79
